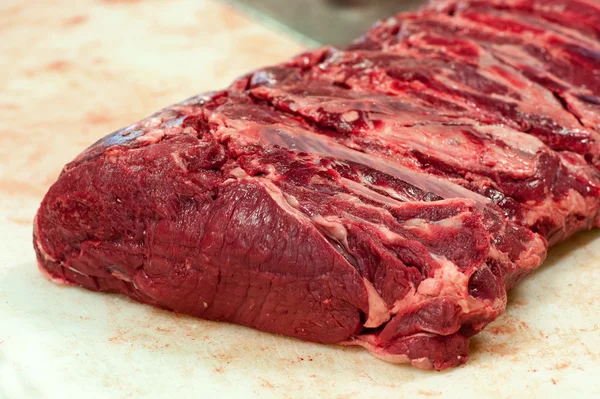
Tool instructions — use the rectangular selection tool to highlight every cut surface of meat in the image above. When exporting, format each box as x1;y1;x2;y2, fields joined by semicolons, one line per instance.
34;0;600;370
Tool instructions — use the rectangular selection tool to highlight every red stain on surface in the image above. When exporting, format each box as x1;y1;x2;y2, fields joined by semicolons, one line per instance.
258;378;274;388
489;324;517;335
46;60;71;72
108;330;130;343
554;362;571;370
86;112;112;125
551;378;558;385
487;315;529;336
519;321;529;329
418;390;442;397
64;15;88;26
488;343;519;356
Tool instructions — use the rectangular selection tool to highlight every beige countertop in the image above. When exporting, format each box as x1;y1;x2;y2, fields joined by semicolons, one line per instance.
0;0;599;398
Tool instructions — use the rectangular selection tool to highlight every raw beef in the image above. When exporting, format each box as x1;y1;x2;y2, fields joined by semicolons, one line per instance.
34;0;600;370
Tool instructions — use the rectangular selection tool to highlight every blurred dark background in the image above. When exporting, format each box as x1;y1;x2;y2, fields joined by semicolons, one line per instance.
224;0;427;46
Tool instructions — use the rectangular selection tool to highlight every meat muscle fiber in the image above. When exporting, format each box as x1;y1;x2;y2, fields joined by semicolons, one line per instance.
34;0;600;370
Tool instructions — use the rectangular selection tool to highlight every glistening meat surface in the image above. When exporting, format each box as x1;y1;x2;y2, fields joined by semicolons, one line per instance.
34;0;600;370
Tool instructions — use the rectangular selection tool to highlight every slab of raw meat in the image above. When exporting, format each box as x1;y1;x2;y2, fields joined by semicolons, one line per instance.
34;0;600;370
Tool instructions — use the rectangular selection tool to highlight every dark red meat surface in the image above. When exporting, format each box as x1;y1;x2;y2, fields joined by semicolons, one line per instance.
34;0;600;370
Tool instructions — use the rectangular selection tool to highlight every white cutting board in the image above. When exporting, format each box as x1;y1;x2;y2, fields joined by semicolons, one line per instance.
1;0;598;398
